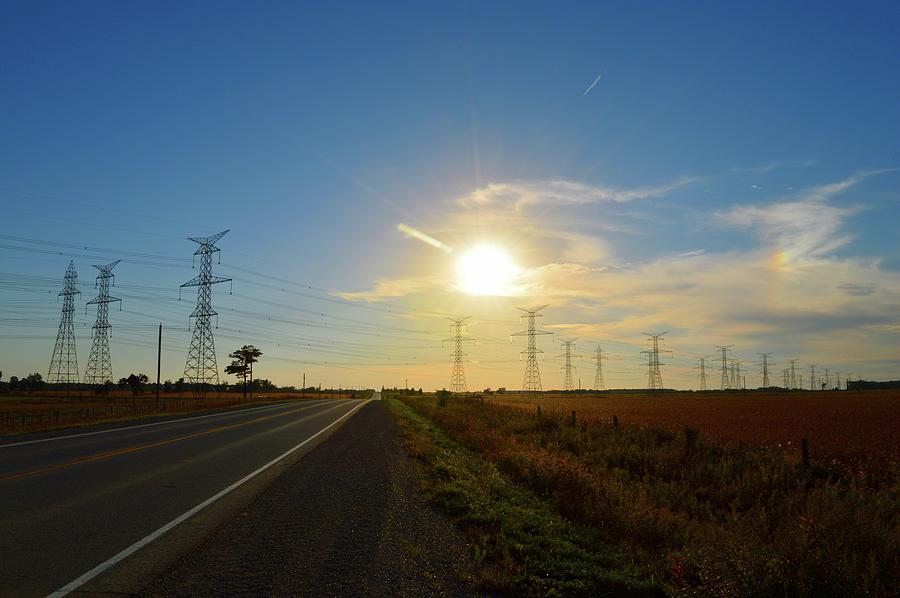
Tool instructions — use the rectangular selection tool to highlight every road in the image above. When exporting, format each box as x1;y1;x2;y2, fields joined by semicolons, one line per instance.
0;396;370;597
139;398;476;597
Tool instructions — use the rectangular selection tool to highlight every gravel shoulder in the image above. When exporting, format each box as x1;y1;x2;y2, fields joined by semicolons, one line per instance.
139;400;477;597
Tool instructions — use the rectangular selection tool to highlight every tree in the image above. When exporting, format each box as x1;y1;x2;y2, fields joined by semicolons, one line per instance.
225;360;249;398
226;345;263;399
126;373;149;398
24;373;45;391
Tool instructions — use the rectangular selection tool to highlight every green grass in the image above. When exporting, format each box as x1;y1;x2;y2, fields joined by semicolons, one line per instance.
385;397;664;597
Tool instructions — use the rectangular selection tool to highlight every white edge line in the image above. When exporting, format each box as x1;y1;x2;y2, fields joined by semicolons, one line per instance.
47;397;373;598
0;399;328;449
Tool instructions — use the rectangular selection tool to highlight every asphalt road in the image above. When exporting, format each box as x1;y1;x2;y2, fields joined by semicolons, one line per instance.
0;397;370;597
140;399;476;597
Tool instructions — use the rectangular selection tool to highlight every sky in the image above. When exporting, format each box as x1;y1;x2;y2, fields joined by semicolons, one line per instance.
1;1;899;390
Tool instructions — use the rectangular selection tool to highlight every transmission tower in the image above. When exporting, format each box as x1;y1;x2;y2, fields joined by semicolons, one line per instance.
823;368;831;390
84;260;122;384
512;306;552;394
558;339;580;391
593;345;605;390
809;364;816;390
789;359;798;389
445;316;473;393
782;368;789;389
697;357;709;390
181;230;232;389
641;331;669;391
715;345;733;390
757;352;774;388
835;371;841;390
48;260;81;384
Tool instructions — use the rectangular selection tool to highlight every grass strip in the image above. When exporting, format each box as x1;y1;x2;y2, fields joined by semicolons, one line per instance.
384;397;664;597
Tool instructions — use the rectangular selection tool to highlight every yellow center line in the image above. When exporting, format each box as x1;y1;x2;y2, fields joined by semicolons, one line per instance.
0;404;322;482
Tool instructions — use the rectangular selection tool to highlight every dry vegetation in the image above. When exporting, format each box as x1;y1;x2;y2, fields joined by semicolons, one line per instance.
0;391;358;435
487;390;899;475
396;392;899;596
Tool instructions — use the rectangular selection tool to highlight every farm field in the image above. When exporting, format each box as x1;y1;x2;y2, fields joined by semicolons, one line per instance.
0;391;359;435
487;390;899;474
394;393;899;596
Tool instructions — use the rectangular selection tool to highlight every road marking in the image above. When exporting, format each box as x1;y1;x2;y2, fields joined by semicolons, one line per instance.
0;399;324;449
0;401;343;482
48;398;372;598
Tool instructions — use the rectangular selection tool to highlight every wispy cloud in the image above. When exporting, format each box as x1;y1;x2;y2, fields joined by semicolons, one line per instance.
715;170;899;262
729;159;816;175
458;176;699;210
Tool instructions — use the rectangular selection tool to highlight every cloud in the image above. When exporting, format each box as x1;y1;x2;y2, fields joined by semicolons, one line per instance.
718;198;857;261
714;171;897;262
729;159;816;175
335;275;445;302
458;176;699;210
838;282;877;296
335;169;900;383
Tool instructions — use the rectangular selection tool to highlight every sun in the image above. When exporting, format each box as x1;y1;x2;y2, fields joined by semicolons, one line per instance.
456;245;520;296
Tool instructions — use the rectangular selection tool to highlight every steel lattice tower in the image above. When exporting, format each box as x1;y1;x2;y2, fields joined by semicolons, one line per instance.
715;345;733;390
593;345;605;390
512;305;551;394
181;230;231;388
809;364;816;390
697;357;708;390
758;352;773;388
48;261;81;384
558;339;579;391
84;260;122;384
445;316;472;393
642;331;669;391
789;359;798;389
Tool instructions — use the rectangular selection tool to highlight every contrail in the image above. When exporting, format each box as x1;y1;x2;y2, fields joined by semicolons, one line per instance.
397;223;453;253
582;73;603;96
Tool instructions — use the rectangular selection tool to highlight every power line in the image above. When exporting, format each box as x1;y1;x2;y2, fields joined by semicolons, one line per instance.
512;305;551;394
84;260;122;384
181;231;231;389
558;338;579;391
715;345;733;390
48;261;80;384
697;356;709;390
757;352;774;388
789;359;798;389
593;345;605;390
642;331;669;391
445;316;472;393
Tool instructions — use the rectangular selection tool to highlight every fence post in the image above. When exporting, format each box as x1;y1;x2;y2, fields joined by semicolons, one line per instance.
571;410;577;427
801;437;809;468
537;405;541;417
612;415;618;429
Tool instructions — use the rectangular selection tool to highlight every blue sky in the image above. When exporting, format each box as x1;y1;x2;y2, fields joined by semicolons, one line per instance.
1;2;899;389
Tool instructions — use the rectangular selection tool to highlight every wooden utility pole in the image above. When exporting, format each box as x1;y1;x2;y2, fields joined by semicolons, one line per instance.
156;323;162;407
